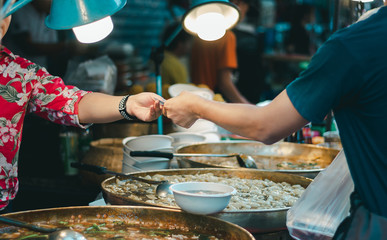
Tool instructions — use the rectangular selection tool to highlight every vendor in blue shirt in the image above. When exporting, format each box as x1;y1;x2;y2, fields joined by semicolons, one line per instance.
162;4;387;240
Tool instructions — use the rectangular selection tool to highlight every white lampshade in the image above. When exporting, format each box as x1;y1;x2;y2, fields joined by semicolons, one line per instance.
183;0;240;41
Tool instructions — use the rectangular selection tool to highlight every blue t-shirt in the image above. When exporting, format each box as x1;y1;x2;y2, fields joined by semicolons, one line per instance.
287;7;387;217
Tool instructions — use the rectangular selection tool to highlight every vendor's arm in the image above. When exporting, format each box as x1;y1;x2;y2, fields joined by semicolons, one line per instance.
163;89;308;144
78;92;163;123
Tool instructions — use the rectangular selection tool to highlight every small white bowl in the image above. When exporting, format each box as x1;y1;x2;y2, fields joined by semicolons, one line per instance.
123;145;172;154
202;132;221;142
123;146;174;154
190;90;214;100
132;159;170;171
122;136;137;146
168;132;206;144
124;135;173;150
170;182;236;215
122;162;142;173
173;119;218;133
168;83;214;98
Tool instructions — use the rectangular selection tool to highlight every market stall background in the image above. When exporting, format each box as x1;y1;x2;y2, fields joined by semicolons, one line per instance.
4;0;382;217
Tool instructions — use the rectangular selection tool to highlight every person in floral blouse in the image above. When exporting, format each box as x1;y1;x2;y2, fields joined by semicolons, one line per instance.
0;15;164;211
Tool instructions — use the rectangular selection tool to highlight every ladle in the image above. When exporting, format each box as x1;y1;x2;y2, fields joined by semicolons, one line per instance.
0;216;86;240
130;151;258;169
71;162;173;197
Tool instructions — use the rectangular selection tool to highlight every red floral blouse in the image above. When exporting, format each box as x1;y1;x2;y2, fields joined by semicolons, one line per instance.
0;46;90;210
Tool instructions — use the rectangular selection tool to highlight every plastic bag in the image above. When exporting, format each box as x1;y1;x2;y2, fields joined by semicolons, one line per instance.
287;150;354;240
64;55;117;94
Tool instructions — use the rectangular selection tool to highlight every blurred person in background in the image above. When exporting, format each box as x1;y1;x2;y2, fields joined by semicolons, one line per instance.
189;0;252;104
285;4;315;56
0;14;163;213
160;21;192;85
232;0;267;103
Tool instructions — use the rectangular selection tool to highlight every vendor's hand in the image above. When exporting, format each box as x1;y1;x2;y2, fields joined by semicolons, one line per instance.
127;92;164;122
163;91;204;128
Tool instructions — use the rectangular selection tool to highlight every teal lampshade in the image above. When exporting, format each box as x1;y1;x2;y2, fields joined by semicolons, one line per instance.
182;0;240;41
2;0;127;43
45;0;126;30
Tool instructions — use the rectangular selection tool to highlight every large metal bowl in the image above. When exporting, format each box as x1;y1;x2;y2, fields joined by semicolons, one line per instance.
101;168;313;233
176;141;340;178
0;206;254;239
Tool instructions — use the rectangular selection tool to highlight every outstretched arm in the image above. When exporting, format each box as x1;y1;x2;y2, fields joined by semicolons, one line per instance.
78;92;164;123
163;89;308;144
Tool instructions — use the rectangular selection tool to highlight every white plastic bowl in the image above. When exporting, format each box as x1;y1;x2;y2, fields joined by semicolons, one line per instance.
132;159;170;171
168;132;206;143
122;136;137;146
123;146;174;155
173;119;218;134
168;83;214;99
190;90;214;100
170;182;236;215
122;162;142;173
202;132;221;142
123;151;169;166
124;135;173;151
168;132;206;149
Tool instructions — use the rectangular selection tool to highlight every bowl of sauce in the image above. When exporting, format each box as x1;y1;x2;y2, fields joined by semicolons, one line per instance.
170;182;237;215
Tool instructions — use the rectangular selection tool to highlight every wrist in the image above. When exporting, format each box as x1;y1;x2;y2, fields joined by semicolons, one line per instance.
192;95;206;119
118;95;137;120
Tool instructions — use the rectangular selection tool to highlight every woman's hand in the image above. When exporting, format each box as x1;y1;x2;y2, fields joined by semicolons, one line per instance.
127;92;164;122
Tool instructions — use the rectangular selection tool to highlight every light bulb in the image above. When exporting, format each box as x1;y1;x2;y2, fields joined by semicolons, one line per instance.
72;16;113;43
196;12;226;41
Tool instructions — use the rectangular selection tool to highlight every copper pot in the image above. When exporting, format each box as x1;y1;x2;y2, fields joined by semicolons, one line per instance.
0;206;254;240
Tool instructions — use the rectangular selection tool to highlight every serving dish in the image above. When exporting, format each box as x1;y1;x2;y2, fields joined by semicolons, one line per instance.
101;168;312;233
0;206;254;239
176;141;340;178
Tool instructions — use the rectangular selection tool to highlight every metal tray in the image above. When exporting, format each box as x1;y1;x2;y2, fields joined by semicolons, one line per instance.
101;168;313;233
176;141;340;178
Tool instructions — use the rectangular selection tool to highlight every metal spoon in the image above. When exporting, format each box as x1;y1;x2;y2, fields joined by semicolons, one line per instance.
236;154;258;168
0;216;86;240
130;151;258;169
71;162;173;197
48;229;86;240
